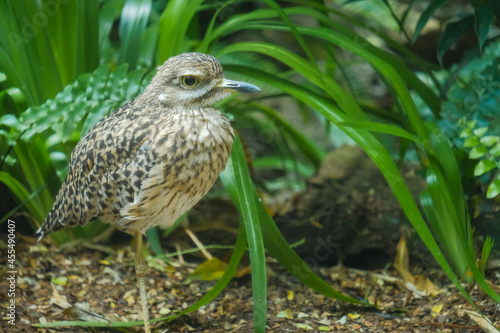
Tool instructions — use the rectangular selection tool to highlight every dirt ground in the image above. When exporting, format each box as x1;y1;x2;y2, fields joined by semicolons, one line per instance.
0;234;499;333
1;146;499;333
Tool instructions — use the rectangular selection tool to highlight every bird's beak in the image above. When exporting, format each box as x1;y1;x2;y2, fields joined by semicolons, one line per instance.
215;78;261;93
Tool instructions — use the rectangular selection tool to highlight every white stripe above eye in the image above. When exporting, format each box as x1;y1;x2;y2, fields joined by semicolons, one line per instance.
175;87;210;99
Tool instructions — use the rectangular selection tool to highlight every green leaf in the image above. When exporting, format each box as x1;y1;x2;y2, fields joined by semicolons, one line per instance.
222;28;431;143
480;135;499;147
0;171;44;225
99;0;125;62
138;22;160;68
421;122;471;279
420;165;470;279
125;69;148;100
413;0;448;43
246;102;326;167
469;262;500;303
145;227;162;257
0;114;28;131
473;127;488;137
334;120;417;142
438;15;474;64
61;103;90;142
253;156;315;178
260;0;318;73
460;128;472;138
480;236;494;274
489;143;500;157
51;276;67;286
88;64;112;101
220;136;267;333
117;0;152;69
81;103;114;136
219;41;368;120
221;136;371;329
157;0;204;62
0;86;28;116
463;137;479;148
487;179;500;198
202;5;439;115
77;0;100;74
473;0;494;51
474;159;496;176
7;64;150;143
225;64;479;305
105;64;129;100
470;146;488;159
0;130;16;146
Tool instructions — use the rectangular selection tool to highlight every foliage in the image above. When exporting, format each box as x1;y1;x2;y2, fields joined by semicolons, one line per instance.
347;0;499;284
460;120;500;198
440;41;500;198
0;0;156;241
415;0;499;62
1;0;500;331
0;1;337;331
4;64;150;151
345;0;500;63
442;41;500;132
480;236;495;275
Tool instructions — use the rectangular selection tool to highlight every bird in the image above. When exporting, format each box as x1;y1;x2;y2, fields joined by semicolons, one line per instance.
35;52;260;333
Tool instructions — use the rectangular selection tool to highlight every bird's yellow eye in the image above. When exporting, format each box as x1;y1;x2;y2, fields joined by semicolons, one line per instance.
181;75;200;87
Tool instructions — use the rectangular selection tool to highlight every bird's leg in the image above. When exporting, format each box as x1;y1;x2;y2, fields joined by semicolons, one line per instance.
135;231;151;333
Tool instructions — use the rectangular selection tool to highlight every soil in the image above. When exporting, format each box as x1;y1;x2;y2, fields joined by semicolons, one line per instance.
1;146;499;333
1;238;499;333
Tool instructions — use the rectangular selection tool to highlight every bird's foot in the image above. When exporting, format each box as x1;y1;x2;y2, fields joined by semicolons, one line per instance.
135;232;151;333
137;274;151;333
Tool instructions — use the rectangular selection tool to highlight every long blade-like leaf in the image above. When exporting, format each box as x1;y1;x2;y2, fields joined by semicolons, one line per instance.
220;136;267;333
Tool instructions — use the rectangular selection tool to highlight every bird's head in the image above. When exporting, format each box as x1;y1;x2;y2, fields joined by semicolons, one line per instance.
146;52;260;107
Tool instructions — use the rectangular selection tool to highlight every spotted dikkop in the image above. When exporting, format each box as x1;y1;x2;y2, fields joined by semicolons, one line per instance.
36;52;260;333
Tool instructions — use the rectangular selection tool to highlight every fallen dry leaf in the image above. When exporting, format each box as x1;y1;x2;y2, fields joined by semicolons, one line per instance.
50;284;71;309
188;257;228;281
458;309;498;333
394;233;443;297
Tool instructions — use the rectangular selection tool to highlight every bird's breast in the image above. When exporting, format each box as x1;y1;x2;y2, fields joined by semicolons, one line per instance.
154;111;234;191
113;110;234;232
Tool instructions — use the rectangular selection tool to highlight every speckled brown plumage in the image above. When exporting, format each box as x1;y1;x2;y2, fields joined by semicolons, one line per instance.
36;52;260;239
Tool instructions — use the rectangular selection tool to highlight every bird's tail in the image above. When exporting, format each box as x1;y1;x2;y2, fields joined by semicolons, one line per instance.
34;179;77;241
34;204;66;241
34;215;51;241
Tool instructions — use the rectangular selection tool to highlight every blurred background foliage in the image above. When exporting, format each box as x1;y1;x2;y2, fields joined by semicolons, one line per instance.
1;0;500;331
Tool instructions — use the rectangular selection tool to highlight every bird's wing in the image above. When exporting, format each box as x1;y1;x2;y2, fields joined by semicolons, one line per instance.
36;101;157;238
